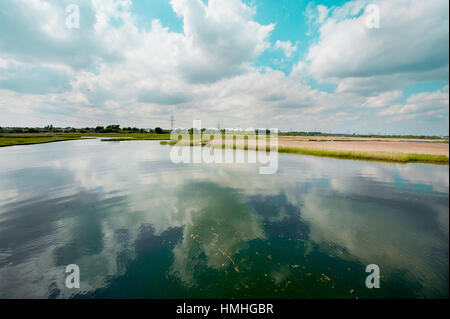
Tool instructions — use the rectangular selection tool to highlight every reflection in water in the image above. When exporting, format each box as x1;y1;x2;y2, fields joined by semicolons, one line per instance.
301;192;448;297
170;182;265;286
0;139;448;298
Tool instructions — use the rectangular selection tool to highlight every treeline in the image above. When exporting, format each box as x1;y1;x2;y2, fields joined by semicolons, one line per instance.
0;125;170;134
173;128;272;135
0;127;57;133
94;125;169;134
281;131;323;136
1;126;446;139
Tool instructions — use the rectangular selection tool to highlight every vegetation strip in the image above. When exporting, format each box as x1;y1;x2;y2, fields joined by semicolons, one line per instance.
1;133;447;164
100;135;170;142
277;146;449;165
0;133;170;147
0;136;84;147
160;141;449;165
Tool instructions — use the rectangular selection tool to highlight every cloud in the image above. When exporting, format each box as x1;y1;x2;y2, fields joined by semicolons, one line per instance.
379;85;449;119
0;0;276;123
333;67;449;96
275;40;297;58
0;0;275;91
305;0;449;91
171;0;274;82
362;90;403;108
138;89;191;105
305;3;329;34
0;0;122;70
0;59;73;94
0;0;448;135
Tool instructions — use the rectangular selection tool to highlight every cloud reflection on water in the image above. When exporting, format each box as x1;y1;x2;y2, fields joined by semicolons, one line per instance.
0;140;448;298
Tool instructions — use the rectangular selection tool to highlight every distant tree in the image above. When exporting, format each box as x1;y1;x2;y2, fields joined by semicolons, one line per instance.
155;127;163;134
104;125;120;132
106;125;120;130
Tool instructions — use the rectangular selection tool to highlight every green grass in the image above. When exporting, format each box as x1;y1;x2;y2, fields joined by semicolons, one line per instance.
0;133;170;147
100;134;170;142
4;133;446;165
277;146;449;164
160;140;177;146
0;135;84;147
80;133;167;138
161;140;449;165
404;140;449;144
159;140;209;146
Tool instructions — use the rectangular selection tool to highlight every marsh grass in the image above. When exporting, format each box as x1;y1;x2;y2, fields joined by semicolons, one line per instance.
277;146;449;164
160;139;449;165
0;135;84;147
0;133;170;147
101;134;170;142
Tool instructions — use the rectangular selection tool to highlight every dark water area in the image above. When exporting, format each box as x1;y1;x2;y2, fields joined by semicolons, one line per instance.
0;139;448;298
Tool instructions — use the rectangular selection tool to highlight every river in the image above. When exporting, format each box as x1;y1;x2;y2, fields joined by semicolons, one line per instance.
0;138;448;298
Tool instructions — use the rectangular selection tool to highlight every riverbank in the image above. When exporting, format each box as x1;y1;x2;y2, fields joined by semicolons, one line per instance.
1;133;447;164
0;135;85;147
185;137;449;165
100;135;170;142
277;137;449;155
277;147;448;164
0;133;170;147
274;137;449;164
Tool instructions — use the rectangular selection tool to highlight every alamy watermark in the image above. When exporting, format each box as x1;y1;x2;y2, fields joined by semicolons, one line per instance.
65;4;80;29
365;4;380;29
65;3;379;30
365;264;381;289
168;120;278;175
65;264;80;289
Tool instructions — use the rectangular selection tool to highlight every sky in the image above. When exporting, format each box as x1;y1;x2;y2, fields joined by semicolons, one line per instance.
0;0;448;135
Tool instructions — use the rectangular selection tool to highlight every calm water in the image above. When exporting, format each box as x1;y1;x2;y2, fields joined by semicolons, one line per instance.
0;139;448;298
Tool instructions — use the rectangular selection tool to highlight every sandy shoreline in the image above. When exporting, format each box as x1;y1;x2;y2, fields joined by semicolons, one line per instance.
276;138;449;156
207;136;449;156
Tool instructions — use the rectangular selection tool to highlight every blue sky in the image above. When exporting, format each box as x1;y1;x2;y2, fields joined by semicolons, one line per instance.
0;0;448;135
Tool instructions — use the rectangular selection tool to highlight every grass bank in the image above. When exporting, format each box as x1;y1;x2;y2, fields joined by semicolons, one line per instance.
161;140;449;165
100;134;170;142
81;133;168;138
0;135;84;147
0;133;170;147
279;146;448;164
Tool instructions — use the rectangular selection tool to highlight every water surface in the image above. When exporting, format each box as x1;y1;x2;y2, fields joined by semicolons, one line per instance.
0;139;448;298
